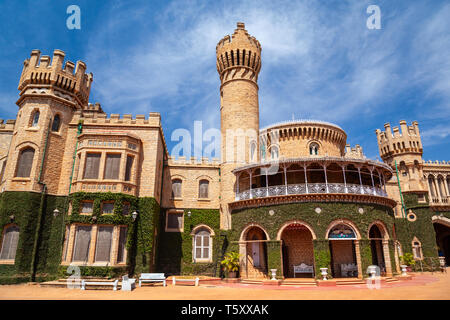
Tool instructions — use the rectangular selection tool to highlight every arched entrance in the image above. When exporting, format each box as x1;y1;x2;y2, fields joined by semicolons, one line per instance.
433;216;450;266
279;222;315;278
369;224;386;272
240;225;268;278
327;223;359;278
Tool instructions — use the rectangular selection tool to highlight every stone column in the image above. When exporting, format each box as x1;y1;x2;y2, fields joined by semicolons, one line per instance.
239;242;247;278
323;164;329;193
354;240;363;279
88;225;98;264
249;170;253;199
304;165;309;194
284;166;288;195
382;240;393;276
342;166;348;193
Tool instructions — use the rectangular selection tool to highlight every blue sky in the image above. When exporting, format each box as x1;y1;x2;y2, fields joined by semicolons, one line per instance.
0;0;449;161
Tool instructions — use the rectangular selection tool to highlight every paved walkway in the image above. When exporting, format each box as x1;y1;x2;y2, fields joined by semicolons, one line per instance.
0;273;449;300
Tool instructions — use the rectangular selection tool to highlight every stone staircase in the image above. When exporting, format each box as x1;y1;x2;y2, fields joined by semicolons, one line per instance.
335;278;366;286
280;278;317;287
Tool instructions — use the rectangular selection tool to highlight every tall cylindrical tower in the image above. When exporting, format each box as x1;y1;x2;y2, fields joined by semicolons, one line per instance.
217;22;262;229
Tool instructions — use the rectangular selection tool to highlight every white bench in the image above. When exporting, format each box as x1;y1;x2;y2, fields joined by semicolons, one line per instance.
81;279;119;291
139;273;167;287
340;263;358;277
121;275;136;291
172;277;199;286
293;263;314;277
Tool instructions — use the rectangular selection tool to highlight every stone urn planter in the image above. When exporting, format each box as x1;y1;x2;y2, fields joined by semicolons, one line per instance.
320;268;328;280
367;265;378;279
400;265;408;276
270;269;277;280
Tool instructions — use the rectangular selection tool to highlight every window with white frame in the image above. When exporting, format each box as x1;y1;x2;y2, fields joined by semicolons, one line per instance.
412;240;423;260
80;201;93;215
194;228;211;262
0;225;20;261
101;202;114;214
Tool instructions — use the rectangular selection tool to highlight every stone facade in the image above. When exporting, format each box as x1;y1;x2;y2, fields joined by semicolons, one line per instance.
0;22;449;282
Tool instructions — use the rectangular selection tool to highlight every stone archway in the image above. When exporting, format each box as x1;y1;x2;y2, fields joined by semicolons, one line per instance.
279;222;315;278
327;222;360;278
433;216;450;266
369;224;385;272
239;224;269;279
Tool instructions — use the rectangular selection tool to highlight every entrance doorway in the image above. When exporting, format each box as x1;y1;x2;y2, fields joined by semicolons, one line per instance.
244;226;268;278
328;223;358;278
369;224;386;273
433;220;450;266
280;224;315;278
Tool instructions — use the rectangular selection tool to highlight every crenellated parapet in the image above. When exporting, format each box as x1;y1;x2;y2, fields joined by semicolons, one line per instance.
0;119;16;132
18;49;93;106
216;22;262;86
167;156;221;167
344;144;365;159
71;111;162;127
375;120;422;163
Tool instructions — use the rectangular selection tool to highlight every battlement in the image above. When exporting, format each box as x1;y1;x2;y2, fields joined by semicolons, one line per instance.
83;102;105;114
375;120;422;160
167;156;221;167
71;111;162;127
18;49;93;106
344;144;365;159
216;22;262;84
423;160;450;167
216;22;261;52
0;119;16;132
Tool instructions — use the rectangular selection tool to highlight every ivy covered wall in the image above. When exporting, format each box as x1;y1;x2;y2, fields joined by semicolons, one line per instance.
0;191;160;283
156;208;225;276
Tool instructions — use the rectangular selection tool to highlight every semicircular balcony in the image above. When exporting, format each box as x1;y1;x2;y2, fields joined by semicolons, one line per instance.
231;157;396;210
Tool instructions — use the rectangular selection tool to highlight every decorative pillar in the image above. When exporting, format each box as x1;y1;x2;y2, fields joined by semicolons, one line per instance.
265;167;269;197
434;177;442;203
443;174;449;198
284;166;288;195
236;173;240;197
354;240;363;279
382;240;393;276
394;241;401;274
239;242;247;278
370;168;376;196
88;225;98;264
357;167;364;194
304;165;309;194
381;172;387;194
249;170;253;199
342;165;348;193
323;164;329;193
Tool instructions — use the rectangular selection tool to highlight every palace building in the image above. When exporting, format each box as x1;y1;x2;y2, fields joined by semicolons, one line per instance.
0;23;449;283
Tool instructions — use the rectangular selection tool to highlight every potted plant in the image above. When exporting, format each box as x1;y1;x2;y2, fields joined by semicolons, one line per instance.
221;252;240;278
400;253;415;272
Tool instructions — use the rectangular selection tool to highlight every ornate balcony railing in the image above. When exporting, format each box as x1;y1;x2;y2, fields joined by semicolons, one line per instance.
235;183;387;201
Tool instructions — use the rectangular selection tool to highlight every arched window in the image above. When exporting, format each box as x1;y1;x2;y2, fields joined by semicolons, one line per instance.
172;179;182;198
250;141;256;162
15;147;35;178
412;239;423;260
270;145;279;160
198;179;209;199
31;110;40;127
51;114;61;132
0;225;20;260
328;224;357;239
309;142;319;156
194;228;211;262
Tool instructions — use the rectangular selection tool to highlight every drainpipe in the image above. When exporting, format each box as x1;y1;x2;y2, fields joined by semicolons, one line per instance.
30;119;51;281
394;160;406;218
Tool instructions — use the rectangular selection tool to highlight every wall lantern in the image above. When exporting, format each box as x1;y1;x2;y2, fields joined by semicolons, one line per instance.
53;208;60;217
132;211;138;221
9;215;15;222
187;211;192;217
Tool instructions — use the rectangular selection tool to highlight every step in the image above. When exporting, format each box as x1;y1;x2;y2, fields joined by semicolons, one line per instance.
336;278;366;286
240;279;264;285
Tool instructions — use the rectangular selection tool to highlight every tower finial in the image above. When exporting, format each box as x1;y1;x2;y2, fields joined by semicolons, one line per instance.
237;22;245;29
